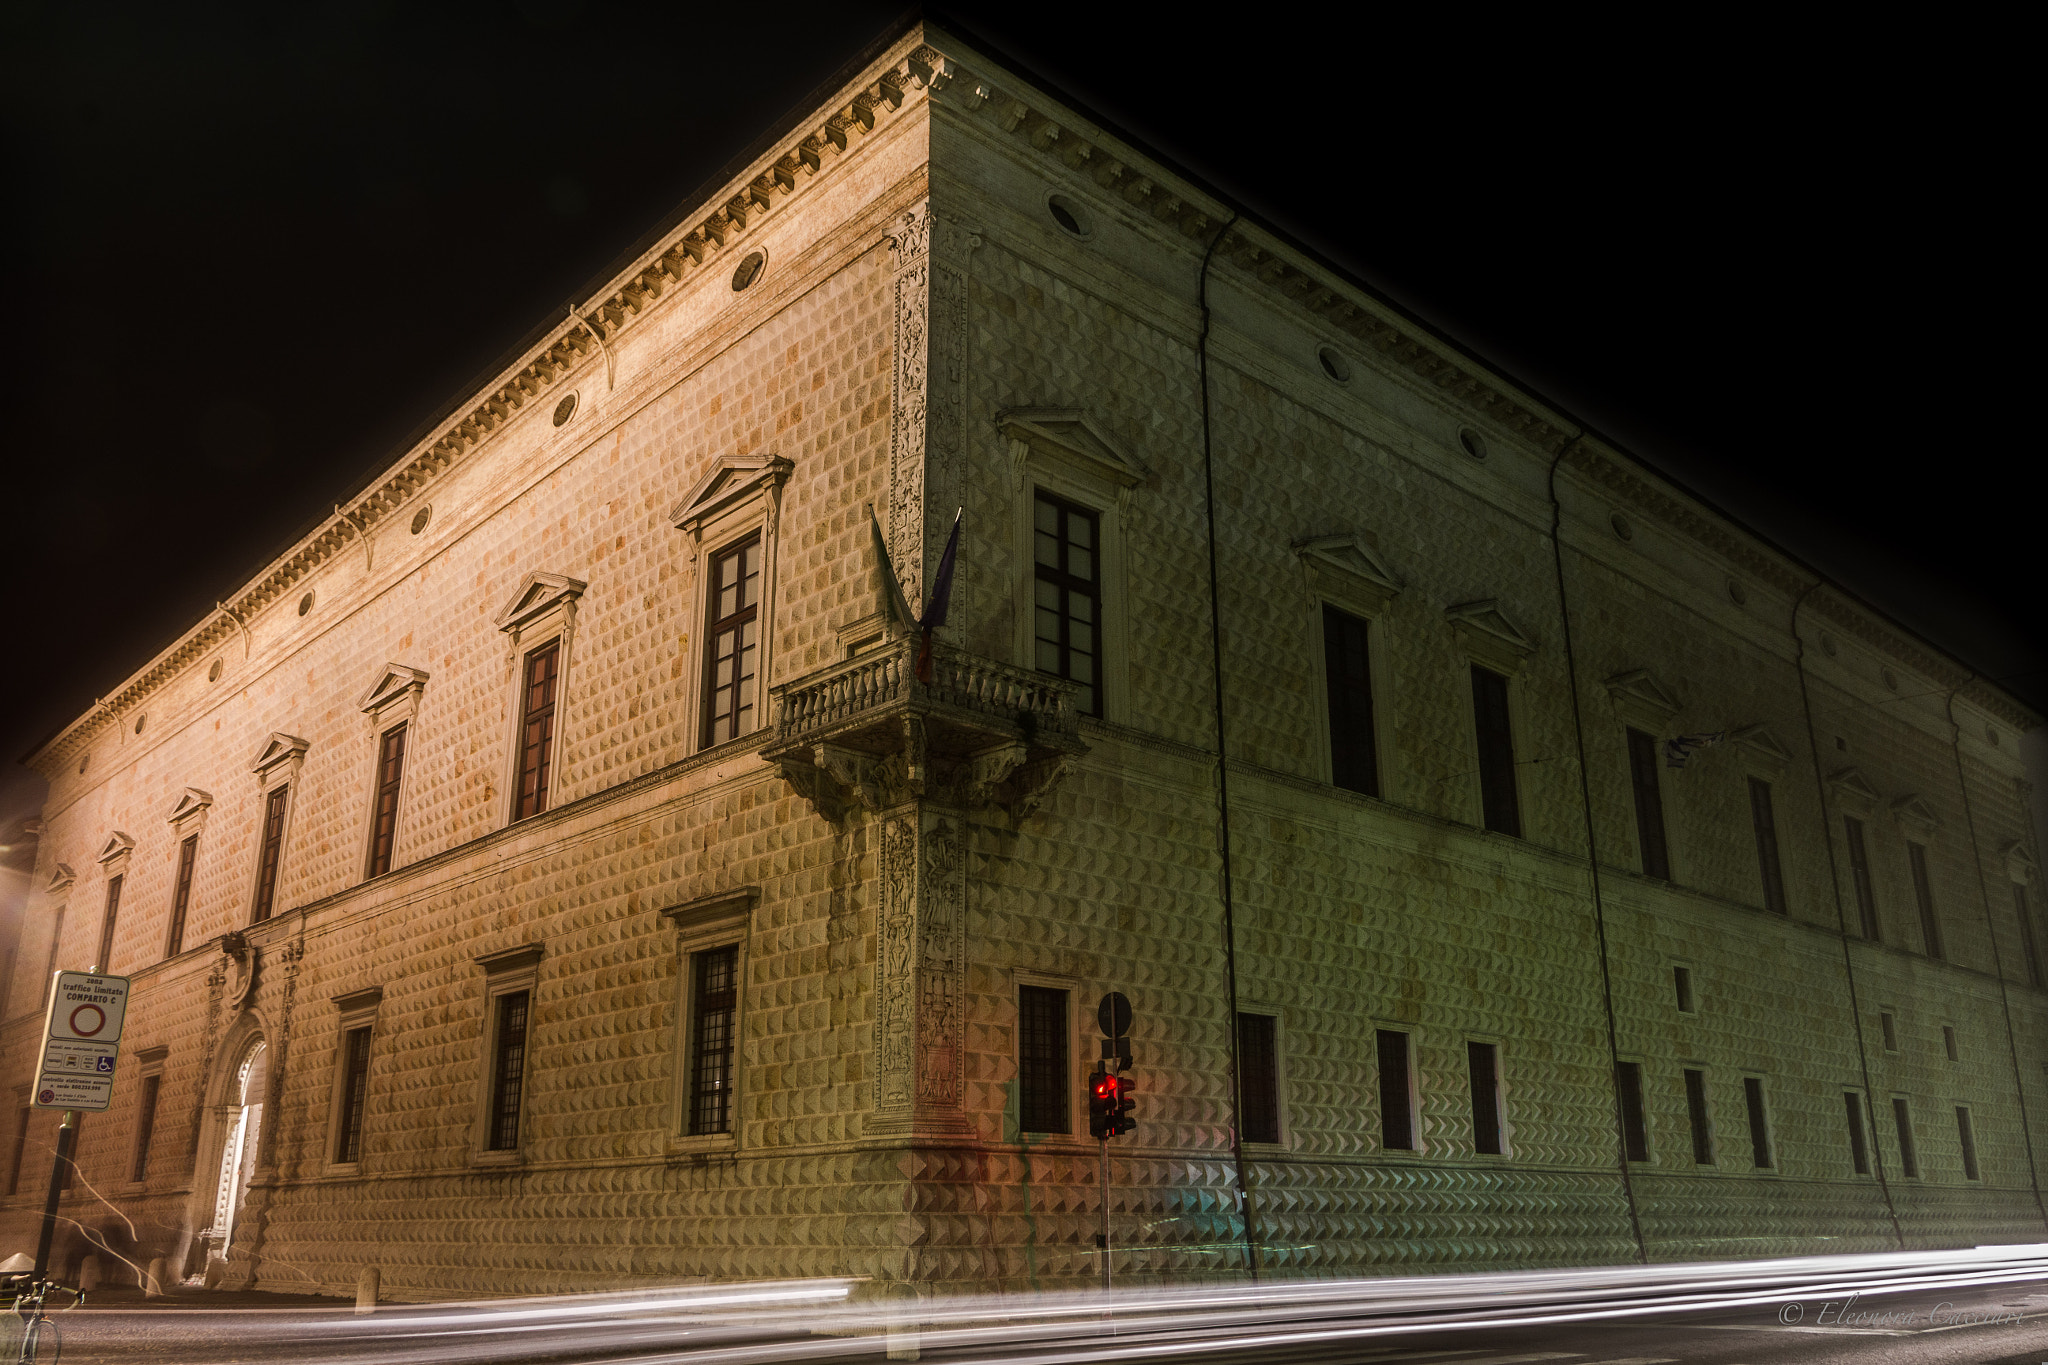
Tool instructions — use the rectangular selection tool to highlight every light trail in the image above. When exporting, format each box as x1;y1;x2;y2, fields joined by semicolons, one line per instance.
62;1242;2048;1364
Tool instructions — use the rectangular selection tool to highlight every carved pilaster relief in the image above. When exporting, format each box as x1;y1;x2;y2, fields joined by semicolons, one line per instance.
887;204;932;606
917;818;967;1106
876;814;919;1113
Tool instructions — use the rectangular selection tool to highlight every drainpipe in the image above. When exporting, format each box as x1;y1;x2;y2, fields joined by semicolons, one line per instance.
1944;677;2048;1231
1544;435;1647;1263
1791;582;1905;1247
1195;208;1258;1280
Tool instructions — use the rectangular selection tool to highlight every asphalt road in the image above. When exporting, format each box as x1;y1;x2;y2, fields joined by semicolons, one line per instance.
23;1274;2048;1364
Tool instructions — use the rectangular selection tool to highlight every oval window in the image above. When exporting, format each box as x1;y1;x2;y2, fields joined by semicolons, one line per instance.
731;252;765;291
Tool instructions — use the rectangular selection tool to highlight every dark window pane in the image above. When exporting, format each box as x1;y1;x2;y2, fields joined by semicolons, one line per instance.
254;785;289;921
488;991;530;1151
1626;728;1669;879
1955;1107;1979;1180
5;1107;29;1197
1673;965;1694;1013
1237;1013;1280;1145
166;835;198;959
1616;1061;1649;1162
96;874;124;974
335;1027;373;1163
1748;777;1786;915
515;643;560;818
1030;492;1103;718
1908;843;1942;959
1018;986;1069;1134
1471;667;1520;837
702;536;762;747
1684;1068;1715;1165
1744;1077;1773;1169
1377;1030;1414;1151
689;946;739;1136
1322;606;1379;797
1468;1041;1502;1154
1892;1098;1918;1177
367;723;408;878
1844;1092;1870;1174
1845;817;1880;941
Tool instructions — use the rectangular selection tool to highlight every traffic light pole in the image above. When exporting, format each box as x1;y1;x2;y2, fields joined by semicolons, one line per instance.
1098;1123;1111;1293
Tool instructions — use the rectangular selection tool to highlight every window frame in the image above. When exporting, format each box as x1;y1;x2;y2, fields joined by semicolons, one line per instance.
1747;776;1788;915
670;458;789;754
661;887;754;1155
124;1048;168;1193
699;532;767;749
1682;1065;1717;1167
1465;1037;1510;1158
1375;1025;1422;1155
512;640;563;822
1906;840;1943;960
1314;602;1388;799
493;573;587;829
2013;881;2043;989
166;833;199;960
1235;1009;1287;1149
1013;973;1079;1140
1741;1074;1776;1172
471;945;543;1165
1842;1088;1873;1177
94;872;124;975
363;721;411;879
246;733;309;925
251;782;292;924
1002;413;1141;726
1889;1095;1920;1179
1843;815;1882;941
1467;664;1524;838
1953;1104;1981;1181
1625;726;1671;879
1028;488;1107;720
325;987;383;1174
1615;1058;1651;1164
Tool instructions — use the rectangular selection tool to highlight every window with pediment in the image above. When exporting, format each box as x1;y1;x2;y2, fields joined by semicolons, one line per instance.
494;575;586;822
671;456;791;751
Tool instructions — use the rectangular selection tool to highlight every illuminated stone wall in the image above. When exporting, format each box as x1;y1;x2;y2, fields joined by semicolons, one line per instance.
2;21;2041;1301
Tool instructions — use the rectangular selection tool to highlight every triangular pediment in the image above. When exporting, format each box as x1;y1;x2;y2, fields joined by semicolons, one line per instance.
1827;766;1881;809
1444;599;1537;661
96;831;135;865
166;788;214;825
358;663;431;714
1729;722;1793;768
998;409;1148;488
1604;669;1682;720
494;572;589;633
668;455;794;532
1293;534;1403;600
46;863;76;894
1891;793;1941;836
249;732;311;777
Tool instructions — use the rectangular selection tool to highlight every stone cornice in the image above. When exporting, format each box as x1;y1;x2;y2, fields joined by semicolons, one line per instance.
24;29;951;778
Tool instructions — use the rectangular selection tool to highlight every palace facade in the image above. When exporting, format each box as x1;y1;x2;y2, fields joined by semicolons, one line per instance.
5;19;2044;1300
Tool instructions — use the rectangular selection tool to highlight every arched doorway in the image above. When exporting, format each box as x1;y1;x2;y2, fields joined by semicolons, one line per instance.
193;1040;266;1280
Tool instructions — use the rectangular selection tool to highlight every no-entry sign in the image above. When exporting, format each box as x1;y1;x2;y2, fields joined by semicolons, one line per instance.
34;972;132;1111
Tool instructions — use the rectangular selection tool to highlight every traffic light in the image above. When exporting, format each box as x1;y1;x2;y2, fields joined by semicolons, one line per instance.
1089;1070;1136;1139
1088;1069;1116;1139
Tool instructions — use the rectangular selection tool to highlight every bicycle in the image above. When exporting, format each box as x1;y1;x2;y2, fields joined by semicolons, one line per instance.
1;1274;83;1364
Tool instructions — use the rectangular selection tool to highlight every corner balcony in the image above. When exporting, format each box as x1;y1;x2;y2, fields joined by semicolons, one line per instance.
763;636;1087;819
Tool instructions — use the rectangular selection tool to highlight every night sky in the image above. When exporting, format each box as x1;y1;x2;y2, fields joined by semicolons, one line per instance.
3;5;2037;848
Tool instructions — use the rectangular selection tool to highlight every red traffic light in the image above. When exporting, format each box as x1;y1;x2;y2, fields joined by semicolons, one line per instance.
1088;1071;1135;1139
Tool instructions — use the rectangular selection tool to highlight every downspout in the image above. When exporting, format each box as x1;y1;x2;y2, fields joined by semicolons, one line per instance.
1791;582;1904;1247
1944;676;2048;1231
1544;436;1647;1263
1195;208;1258;1280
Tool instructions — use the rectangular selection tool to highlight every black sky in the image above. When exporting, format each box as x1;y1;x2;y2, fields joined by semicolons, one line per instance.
2;4;2038;836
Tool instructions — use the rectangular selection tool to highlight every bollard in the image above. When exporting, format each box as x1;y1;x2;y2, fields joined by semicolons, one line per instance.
145;1256;169;1299
355;1266;380;1315
78;1254;102;1292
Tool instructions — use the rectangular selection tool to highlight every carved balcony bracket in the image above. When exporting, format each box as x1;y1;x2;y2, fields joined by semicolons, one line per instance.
765;638;1087;823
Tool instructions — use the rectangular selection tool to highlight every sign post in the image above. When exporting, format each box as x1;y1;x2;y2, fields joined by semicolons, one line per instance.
30;972;130;1282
